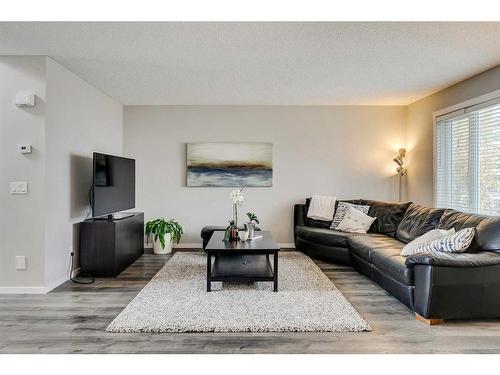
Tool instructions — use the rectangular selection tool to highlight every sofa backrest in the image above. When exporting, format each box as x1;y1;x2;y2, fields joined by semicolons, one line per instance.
396;203;445;244
303;198;411;235
437;209;500;252
363;200;412;237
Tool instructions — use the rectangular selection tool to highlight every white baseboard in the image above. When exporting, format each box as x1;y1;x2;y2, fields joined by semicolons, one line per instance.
145;242;295;249
45;273;70;293
71;267;81;278
144;242;201;249
0;286;49;294
0;277;68;294
174;242;202;248
0;268;81;295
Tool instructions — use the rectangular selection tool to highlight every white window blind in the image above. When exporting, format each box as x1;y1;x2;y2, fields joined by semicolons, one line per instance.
435;99;500;216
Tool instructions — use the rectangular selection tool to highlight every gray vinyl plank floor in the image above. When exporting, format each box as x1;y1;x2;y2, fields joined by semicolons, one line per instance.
1;250;500;354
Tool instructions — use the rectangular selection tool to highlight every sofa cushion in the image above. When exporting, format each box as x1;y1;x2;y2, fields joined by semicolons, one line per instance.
347;233;397;262
437;209;500;252
348;234;412;285
363;200;411;237
295;225;359;248
371;247;413;285
396;203;445;243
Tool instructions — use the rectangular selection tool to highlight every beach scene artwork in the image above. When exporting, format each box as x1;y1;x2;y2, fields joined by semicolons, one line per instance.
187;143;273;187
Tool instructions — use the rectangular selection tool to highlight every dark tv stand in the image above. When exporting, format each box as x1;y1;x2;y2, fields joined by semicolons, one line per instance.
79;212;144;277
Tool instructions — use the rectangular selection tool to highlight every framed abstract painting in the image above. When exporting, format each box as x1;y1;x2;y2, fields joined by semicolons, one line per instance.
187;142;273;187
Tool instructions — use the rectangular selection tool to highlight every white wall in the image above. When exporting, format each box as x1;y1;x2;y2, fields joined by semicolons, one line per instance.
44;58;123;288
406;65;500;206
0;56;123;293
0;56;47;291
124;106;406;245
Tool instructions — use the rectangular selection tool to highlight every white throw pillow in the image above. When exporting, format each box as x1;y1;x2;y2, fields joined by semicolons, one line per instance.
412;227;476;254
336;206;377;234
330;202;370;229
400;228;456;257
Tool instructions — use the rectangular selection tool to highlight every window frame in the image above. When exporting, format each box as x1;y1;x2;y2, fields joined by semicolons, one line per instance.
432;89;500;211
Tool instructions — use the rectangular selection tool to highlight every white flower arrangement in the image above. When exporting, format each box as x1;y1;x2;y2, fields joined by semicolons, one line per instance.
230;188;244;206
229;188;244;228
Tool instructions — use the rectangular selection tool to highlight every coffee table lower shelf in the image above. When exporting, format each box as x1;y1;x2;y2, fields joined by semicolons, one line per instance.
207;254;278;292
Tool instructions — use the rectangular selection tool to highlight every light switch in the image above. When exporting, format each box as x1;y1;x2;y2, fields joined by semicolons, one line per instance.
15;256;26;270
10;182;28;194
15;93;36;107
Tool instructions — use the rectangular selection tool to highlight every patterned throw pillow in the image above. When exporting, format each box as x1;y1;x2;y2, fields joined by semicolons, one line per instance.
331;202;370;230
413;227;475;254
400;228;455;257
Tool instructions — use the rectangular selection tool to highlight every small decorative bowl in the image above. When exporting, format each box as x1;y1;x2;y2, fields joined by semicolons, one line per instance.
238;231;249;242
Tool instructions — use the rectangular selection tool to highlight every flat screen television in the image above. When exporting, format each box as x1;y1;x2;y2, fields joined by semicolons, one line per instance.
92;152;135;218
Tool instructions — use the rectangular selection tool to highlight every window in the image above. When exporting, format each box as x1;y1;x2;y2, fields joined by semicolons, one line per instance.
435;98;500;216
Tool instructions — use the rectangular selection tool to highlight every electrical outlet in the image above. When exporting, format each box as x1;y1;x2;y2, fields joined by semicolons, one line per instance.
10;182;28;194
15;256;26;270
17;144;32;154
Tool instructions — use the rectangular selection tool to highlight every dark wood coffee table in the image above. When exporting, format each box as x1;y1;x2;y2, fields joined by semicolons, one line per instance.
204;230;280;292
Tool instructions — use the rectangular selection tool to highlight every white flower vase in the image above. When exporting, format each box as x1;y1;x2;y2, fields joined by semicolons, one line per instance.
153;233;173;254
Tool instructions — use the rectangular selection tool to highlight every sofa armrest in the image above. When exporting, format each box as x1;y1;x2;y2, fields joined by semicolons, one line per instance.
294;204;306;244
294;204;306;228
405;251;500;268
413;261;500;320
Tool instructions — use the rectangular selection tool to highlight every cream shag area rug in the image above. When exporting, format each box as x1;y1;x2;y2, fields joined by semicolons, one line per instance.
107;252;371;333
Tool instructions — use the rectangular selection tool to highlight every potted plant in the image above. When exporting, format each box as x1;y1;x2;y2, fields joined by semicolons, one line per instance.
224;219;238;241
245;212;259;238
145;218;183;254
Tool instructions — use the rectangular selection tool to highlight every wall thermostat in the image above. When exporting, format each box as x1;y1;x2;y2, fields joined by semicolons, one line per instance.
15;93;36;107
17;144;32;154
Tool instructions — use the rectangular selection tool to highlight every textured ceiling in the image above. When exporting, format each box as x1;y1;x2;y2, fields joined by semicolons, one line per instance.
1;22;499;105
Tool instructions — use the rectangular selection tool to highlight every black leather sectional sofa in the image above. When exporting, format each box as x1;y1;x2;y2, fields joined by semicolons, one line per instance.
294;199;500;323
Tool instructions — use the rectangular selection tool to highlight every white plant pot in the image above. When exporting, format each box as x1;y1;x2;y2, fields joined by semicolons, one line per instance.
153;233;173;254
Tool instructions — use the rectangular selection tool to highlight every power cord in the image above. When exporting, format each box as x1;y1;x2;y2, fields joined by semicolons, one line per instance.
69;251;95;284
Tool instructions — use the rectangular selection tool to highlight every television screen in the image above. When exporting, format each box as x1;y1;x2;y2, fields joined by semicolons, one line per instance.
92;152;135;217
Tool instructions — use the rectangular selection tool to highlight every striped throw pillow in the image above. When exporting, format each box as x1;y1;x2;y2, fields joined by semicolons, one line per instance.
331;202;370;230
413;227;475;254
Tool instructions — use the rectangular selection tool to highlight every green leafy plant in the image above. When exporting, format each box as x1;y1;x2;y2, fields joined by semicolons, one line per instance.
145;218;183;249
246;212;260;224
